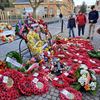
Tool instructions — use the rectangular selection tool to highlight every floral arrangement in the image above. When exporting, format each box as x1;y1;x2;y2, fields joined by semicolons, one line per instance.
18;76;34;96
0;69;23;100
0;23;12;31
52;76;69;89
0;69;24;88
60;87;82;100
0;60;6;70
0;23;15;43
16;23;29;42
32;77;49;95
0;35;15;43
72;64;98;94
27;31;43;55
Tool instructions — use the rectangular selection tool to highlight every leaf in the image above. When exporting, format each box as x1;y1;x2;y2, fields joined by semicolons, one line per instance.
71;82;81;90
75;68;80;78
90;90;97;95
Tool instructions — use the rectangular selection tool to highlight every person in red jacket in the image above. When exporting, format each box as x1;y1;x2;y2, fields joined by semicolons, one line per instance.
76;11;87;36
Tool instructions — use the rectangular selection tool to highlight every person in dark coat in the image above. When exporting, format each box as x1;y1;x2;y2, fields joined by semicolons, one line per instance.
67;14;76;37
88;5;99;39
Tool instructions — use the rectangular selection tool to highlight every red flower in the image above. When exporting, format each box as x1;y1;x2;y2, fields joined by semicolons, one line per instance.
60;87;82;100
0;73;20;100
52;76;69;89
32;77;49;95
18;76;34;96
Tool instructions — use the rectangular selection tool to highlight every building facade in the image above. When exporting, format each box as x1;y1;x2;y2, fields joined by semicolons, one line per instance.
0;0;15;8
14;0;74;18
96;0;100;12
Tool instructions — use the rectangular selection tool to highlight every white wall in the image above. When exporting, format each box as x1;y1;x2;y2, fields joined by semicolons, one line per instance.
36;6;45;17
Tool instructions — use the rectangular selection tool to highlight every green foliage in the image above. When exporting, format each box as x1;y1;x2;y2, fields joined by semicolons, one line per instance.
75;68;81;78
80;3;87;13
91;81;100;95
71;82;81;90
90;90;97;95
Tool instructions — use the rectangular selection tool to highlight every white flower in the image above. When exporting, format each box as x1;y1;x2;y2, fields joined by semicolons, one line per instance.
89;69;96;74
80;64;88;70
91;74;96;81
81;74;87;78
91;87;96;90
80;69;88;75
78;77;87;86
89;82;97;90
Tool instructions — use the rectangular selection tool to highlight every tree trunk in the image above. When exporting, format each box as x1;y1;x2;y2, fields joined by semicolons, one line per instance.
28;0;43;18
33;8;36;18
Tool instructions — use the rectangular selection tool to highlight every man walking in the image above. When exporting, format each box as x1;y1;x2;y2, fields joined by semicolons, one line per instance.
88;5;99;39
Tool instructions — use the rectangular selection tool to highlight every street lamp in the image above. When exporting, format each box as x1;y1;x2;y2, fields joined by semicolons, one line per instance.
7;11;10;23
56;1;64;33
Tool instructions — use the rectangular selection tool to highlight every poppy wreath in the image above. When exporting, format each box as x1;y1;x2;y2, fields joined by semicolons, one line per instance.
18;76;34;96
59;87;82;100
32;77;49;95
52;76;69;89
92;68;100;74
0;74;20;100
61;72;76;84
27;31;43;55
39;66;50;74
33;71;51;82
32;72;44;78
0;69;24;88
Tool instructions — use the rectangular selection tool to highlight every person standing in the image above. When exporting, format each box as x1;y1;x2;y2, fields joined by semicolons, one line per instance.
88;5;99;39
92;28;100;51
76;11;87;36
67;14;76;37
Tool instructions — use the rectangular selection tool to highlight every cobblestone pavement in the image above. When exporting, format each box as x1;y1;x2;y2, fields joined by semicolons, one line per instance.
18;75;100;100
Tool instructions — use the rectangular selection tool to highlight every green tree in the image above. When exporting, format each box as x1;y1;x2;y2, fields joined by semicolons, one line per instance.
80;2;87;13
28;0;44;18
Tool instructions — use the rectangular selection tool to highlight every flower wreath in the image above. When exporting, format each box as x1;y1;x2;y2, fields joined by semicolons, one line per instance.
18;76;34;96
6;51;23;70
60;87;82;100
0;35;15;43
0;69;24;88
0;70;21;100
18;24;30;42
0;23;15;43
33;71;50;82
61;72;76;84
27;31;43;55
32;77;49;95
72;64;98;94
52;76;69;89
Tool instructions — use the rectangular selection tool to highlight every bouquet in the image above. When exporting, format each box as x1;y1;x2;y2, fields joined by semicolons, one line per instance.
72;64;98;95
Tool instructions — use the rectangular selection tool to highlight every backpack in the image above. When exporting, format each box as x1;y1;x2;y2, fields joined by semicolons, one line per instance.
77;14;86;26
